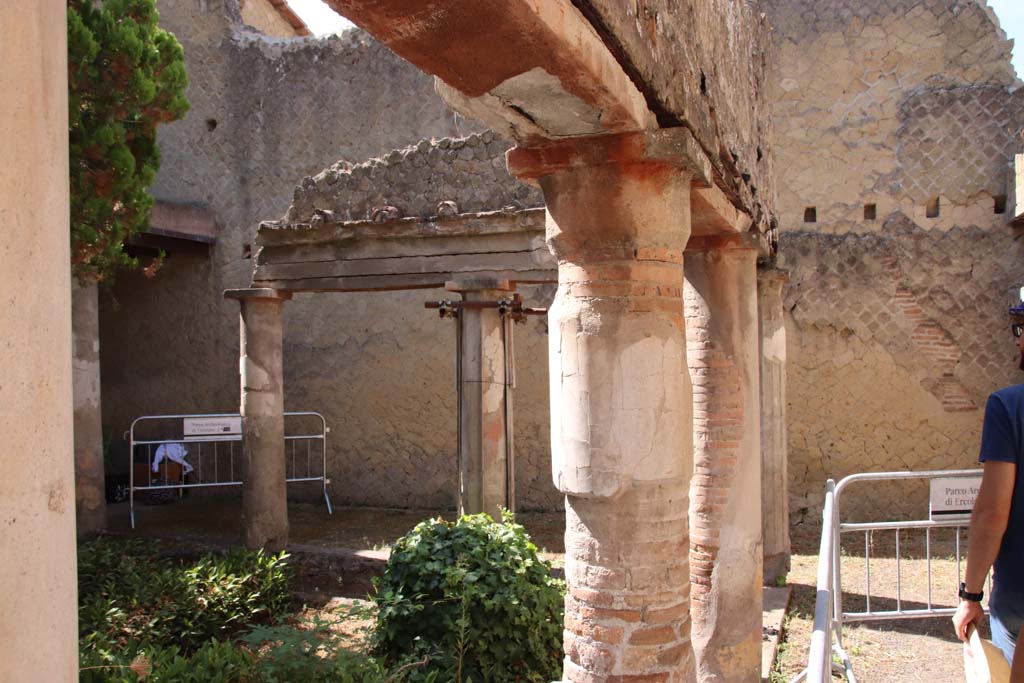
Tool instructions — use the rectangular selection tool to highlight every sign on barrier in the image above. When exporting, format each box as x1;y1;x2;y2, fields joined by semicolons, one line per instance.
184;416;242;440
929;476;982;522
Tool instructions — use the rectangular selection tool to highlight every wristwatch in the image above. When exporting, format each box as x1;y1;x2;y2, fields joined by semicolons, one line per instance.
959;582;984;602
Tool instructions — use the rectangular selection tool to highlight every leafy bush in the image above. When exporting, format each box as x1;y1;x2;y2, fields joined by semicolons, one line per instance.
79;622;437;683
80;639;255;683
372;513;564;683
79;539;292;655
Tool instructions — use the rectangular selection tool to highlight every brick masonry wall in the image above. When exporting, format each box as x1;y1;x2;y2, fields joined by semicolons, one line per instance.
780;219;1024;520
765;0;1024;521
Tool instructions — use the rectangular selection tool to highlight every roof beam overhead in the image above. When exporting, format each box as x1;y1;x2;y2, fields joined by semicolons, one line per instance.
323;0;655;141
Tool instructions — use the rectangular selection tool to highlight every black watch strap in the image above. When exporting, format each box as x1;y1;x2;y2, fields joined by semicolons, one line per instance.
959;582;984;602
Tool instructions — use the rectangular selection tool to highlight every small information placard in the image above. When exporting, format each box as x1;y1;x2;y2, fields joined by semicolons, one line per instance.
183;416;242;441
929;476;982;522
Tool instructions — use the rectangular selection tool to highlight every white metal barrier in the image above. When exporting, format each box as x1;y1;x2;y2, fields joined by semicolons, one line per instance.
793;468;984;683
129;411;332;529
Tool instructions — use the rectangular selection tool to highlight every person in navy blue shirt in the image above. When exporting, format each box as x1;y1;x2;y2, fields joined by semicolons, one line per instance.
954;306;1024;680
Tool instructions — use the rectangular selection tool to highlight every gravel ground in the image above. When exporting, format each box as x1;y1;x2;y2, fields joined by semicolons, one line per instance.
773;523;986;682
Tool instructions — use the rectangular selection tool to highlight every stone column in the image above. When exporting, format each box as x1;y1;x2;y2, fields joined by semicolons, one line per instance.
447;279;514;519
684;235;763;683
226;288;291;551
73;280;107;535
758;267;790;584
509;130;701;683
0;1;78;677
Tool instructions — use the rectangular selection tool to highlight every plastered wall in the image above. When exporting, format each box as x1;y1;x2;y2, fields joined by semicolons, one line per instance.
100;0;507;507
765;0;1024;520
272;132;556;510
98;0;564;512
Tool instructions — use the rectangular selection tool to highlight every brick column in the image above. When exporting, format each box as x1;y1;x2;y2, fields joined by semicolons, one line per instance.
684;236;762;683
447;278;515;519
509;130;702;683
226;288;291;551
757;267;790;584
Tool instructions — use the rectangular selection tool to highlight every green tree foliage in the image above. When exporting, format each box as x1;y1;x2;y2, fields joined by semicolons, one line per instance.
68;0;188;283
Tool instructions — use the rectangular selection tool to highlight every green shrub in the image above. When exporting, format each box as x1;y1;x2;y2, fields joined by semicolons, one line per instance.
79;639;256;683
79;623;437;683
372;513;564;683
78;538;292;655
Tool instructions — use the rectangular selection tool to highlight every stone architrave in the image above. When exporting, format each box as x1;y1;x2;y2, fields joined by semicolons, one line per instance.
226;288;292;551
509;129;704;683
758;267;791;585
0;1;78;677
685;235;763;683
447;279;516;519
73;280;107;535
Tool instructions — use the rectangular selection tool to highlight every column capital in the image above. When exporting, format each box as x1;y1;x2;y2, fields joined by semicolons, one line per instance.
224;288;292;303
686;231;769;256
506;128;712;186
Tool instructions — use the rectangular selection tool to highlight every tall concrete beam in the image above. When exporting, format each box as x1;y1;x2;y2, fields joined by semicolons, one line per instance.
325;0;654;140
509;130;699;682
684;235;763;683
226;288;291;551
758;267;790;585
73;281;107;535
0;2;78;678
447;279;515;519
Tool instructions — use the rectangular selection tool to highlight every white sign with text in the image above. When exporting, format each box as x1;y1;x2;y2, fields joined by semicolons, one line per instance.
183;416;242;440
929;476;982;522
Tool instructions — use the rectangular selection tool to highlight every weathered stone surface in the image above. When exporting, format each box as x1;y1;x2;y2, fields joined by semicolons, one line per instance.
284;131;541;225
764;0;1024;522
572;0;777;233
766;0;1018;234
326;0;655;137
780;217;1024;520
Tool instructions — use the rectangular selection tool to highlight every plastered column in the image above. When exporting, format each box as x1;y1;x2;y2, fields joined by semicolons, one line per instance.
757;267;790;584
0;1;78;678
684;237;762;683
73;280;107;535
226;288;291;551
509;131;699;683
448;279;514;519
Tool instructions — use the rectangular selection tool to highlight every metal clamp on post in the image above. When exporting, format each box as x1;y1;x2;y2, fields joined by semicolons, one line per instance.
424;294;547;321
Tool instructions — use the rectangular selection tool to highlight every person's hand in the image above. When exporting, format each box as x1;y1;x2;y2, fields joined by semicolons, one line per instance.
953;599;984;642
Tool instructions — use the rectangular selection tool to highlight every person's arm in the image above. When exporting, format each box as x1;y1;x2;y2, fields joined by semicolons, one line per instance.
952;460;1016;642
